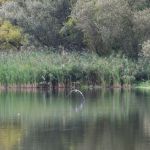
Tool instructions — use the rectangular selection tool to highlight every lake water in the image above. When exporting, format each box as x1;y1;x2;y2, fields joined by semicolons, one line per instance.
0;89;150;150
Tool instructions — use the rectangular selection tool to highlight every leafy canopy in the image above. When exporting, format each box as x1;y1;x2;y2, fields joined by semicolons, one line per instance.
0;21;27;49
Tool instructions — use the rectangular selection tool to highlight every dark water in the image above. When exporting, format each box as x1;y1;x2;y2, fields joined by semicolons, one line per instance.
0;89;150;150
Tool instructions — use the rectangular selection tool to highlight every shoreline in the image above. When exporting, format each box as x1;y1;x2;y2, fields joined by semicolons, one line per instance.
0;51;149;91
0;83;149;93
134;81;150;90
0;82;132;91
0;81;149;91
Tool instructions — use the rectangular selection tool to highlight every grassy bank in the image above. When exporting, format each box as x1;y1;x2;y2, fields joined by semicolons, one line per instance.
0;51;143;88
135;81;150;90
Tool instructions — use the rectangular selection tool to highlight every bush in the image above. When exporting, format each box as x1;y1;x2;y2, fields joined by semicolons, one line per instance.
126;0;150;10
141;40;150;58
0;0;150;59
60;17;85;50
71;0;134;56
136;40;150;80
0;21;27;50
0;0;73;48
133;8;150;45
0;0;10;5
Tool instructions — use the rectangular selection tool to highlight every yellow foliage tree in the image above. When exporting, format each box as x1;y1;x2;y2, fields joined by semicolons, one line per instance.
0;0;10;5
0;21;27;50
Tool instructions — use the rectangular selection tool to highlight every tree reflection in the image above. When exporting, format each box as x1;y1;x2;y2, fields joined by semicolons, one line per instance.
0;89;150;150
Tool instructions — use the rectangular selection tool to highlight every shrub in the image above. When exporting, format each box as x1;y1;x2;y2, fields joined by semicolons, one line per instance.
126;0;150;10
0;0;10;5
0;0;73;48
71;0;134;56
136;40;150;80
133;8;150;45
141;40;150;58
60;17;85;50
0;21;27;50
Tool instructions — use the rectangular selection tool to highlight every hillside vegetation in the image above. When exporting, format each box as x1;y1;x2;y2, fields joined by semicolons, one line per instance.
0;0;150;87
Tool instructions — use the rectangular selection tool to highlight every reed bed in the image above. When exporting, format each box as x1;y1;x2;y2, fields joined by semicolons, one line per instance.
0;51;137;88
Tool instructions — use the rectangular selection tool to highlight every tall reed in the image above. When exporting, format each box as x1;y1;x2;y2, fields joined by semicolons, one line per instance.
0;51;137;87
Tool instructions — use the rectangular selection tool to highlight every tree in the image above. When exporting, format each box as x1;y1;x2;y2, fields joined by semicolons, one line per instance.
126;0;150;10
137;39;150;80
141;40;150;58
0;21;27;50
133;8;150;47
0;0;73;48
71;0;135;56
0;0;10;5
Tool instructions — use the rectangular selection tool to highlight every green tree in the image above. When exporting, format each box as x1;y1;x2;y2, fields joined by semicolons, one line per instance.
0;0;74;48
133;8;150;48
71;0;135;56
126;0;150;10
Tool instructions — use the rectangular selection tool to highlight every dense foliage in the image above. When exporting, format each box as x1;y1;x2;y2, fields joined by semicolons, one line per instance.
0;51;137;86
0;0;150;86
0;21;27;50
0;0;149;56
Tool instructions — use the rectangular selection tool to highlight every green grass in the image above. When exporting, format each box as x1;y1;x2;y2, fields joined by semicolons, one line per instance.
135;81;150;89
0;50;138;87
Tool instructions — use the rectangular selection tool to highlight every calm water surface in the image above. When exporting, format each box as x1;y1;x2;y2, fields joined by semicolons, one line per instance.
0;89;150;150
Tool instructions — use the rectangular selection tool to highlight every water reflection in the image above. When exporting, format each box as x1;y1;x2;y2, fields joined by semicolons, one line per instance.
0;89;150;150
0;122;23;150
